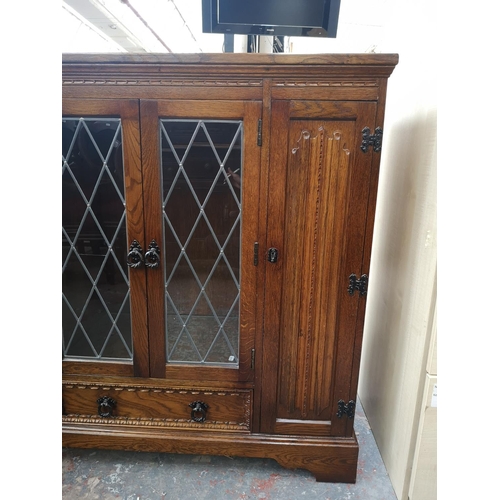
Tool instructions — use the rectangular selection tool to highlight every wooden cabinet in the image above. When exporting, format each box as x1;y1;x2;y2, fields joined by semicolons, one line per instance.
62;53;398;483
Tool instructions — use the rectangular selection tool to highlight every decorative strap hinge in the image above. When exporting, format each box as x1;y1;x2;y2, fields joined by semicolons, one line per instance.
348;274;368;296
361;126;383;153
336;399;356;419
257;119;262;146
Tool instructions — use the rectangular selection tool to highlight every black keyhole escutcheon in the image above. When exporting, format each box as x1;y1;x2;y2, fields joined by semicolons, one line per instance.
267;248;278;263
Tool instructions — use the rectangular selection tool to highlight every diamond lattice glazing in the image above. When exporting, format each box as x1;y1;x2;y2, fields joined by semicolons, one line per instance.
161;120;243;365
62;118;132;360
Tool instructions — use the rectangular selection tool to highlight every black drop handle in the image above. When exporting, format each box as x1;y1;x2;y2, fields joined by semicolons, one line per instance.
126;240;144;268
97;396;116;418
145;239;161;268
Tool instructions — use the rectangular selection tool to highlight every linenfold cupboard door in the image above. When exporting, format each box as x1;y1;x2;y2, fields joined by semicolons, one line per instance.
62;98;149;378
139;99;262;383
261;99;378;437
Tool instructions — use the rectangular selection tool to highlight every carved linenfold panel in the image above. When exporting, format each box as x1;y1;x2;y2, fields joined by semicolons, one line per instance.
63;78;263;87
278;119;354;425
291;128;350;156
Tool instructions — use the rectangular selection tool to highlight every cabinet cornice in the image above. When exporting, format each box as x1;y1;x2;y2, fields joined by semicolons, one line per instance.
62;53;398;81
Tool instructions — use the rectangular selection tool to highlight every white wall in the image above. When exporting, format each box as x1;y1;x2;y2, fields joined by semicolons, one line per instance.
356;0;437;499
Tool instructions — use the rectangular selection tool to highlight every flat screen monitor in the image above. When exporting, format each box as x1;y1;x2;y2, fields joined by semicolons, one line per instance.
202;0;341;38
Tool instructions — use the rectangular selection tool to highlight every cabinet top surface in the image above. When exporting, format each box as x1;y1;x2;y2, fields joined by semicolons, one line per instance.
62;52;398;66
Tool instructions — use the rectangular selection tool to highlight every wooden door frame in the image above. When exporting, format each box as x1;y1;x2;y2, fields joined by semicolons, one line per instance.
140;99;263;383
260;99;378;436
62;98;149;378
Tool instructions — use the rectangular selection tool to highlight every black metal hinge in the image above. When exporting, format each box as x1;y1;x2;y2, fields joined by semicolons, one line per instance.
251;348;255;369
348;274;368;296
361;127;383;153
254;242;259;266
257;119;262;146
336;399;356;419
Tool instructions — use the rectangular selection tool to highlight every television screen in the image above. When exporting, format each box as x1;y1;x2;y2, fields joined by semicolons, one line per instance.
202;0;341;38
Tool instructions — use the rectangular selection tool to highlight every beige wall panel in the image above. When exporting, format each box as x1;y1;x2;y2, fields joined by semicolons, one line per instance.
427;306;437;377
357;0;437;499
408;375;437;500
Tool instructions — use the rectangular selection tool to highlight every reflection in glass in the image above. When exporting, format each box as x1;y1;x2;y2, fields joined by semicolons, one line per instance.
62;118;132;360
161;120;242;365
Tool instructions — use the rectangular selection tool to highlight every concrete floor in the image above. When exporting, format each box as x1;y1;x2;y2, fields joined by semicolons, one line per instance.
62;398;397;500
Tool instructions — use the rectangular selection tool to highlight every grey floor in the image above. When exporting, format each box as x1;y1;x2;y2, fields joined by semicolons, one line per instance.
62;399;397;500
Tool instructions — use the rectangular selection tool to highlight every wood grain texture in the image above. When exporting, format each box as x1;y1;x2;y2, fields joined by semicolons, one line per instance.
272;86;379;101
139;99;166;379
156;100;250;119
63;382;252;432
276;119;354;427
62;98;128;115
120;99;149;378
238;101;263;382
252;78;273;432
62;360;133;377
274;419;332;437
259;99;290;434
329;101;378;438
62;86;262;101
62;424;359;483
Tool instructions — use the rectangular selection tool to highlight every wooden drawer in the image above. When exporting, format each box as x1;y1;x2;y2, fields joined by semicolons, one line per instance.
63;381;252;432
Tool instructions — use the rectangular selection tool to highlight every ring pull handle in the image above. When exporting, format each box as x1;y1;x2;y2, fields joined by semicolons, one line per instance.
97;396;116;418
126;240;144;268
144;239;161;269
189;401;209;423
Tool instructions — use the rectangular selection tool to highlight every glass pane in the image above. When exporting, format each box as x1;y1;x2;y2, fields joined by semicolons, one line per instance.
161;120;242;366
62;117;132;360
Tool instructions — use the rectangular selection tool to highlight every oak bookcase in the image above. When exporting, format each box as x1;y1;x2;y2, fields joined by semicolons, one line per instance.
62;53;398;482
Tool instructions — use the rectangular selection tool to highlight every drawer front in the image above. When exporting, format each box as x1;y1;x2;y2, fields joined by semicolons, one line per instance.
63;382;252;432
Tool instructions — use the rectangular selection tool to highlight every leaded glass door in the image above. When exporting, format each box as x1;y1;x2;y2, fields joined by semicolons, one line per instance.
62;99;149;377
140;100;262;382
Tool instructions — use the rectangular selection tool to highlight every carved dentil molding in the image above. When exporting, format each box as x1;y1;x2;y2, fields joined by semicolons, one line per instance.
63;78;263;87
273;80;378;87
